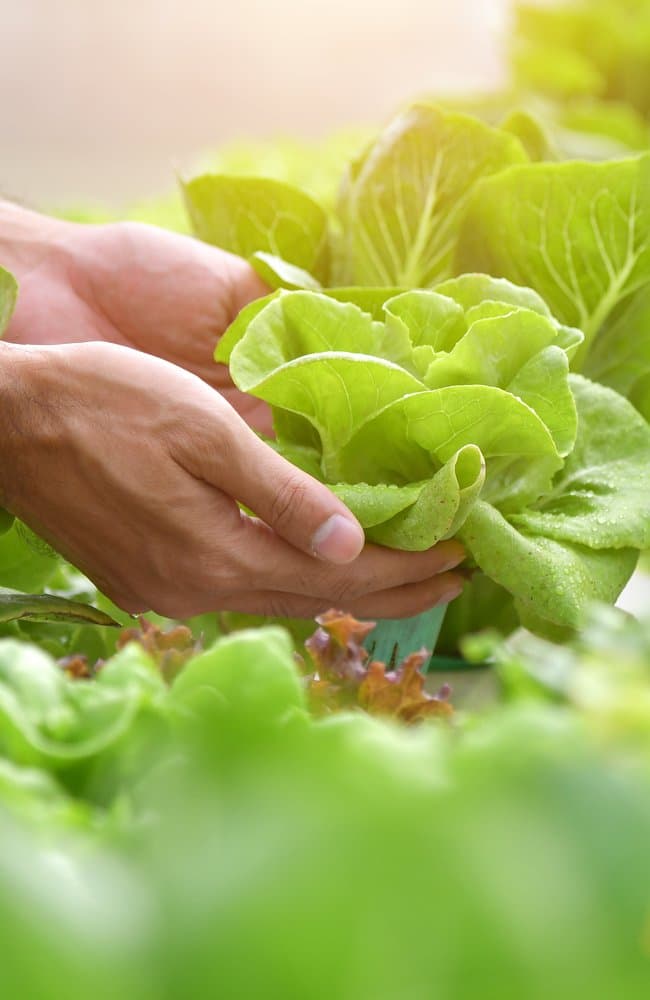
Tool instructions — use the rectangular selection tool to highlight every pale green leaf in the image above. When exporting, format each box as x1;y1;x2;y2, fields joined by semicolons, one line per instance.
435;273;555;316
215;291;282;365
460;501;637;630
0;522;61;592
339;386;562;505
182;174;330;279
229;292;418;382
511;376;650;549
500;109;559;162
324;287;405;318
584;282;650;409
331;444;484;551
338;104;527;288
0;268;18;337
250;252;323;291
384;290;466;352
457;156;650;366
423;308;559;390
507;346;577;457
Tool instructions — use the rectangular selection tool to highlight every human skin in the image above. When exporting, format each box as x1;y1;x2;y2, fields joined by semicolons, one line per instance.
0;203;465;618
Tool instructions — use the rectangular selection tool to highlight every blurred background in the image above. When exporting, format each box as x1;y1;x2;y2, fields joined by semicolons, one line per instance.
1;0;509;209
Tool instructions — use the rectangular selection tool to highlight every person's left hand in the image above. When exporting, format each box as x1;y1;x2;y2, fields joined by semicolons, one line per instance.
5;213;273;432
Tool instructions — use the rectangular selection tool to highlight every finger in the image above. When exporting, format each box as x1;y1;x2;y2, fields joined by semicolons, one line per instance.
223;254;271;314
229;514;467;599
174;405;366;565
201;571;466;620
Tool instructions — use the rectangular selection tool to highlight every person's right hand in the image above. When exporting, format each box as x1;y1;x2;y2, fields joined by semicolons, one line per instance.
0;341;465;619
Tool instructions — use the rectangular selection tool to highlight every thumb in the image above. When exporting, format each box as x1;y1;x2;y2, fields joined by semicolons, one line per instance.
179;406;365;565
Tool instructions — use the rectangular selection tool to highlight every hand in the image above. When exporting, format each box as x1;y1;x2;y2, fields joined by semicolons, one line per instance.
0;341;466;619
2;205;273;432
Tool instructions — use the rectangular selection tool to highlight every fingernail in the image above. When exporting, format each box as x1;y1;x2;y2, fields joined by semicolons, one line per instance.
436;581;464;606
311;514;364;564
438;543;467;572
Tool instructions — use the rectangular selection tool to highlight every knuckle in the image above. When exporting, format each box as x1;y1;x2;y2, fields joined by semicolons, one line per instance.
193;550;238;592
329;573;365;606
263;595;322;620
329;562;387;604
261;595;296;619
268;474;310;530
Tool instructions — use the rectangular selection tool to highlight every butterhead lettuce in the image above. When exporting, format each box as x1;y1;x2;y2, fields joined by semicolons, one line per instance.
218;279;650;637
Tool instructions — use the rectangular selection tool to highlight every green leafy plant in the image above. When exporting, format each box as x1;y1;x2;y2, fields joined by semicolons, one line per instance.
513;1;650;118
218;280;650;640
457;153;650;418
2;612;650;998
184;107;650;425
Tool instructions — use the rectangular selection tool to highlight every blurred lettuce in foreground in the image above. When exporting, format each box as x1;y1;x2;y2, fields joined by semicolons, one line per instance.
1;616;650;998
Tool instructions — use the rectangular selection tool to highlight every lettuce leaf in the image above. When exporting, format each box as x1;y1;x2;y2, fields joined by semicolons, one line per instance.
181;175;330;280
457;155;650;395
0;267;17;334
0;639;167;770
513;1;650;118
336;104;527;287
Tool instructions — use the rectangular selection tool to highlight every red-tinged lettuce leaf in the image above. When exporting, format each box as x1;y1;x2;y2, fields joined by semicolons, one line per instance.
358;653;453;723
116;618;201;684
303;610;452;722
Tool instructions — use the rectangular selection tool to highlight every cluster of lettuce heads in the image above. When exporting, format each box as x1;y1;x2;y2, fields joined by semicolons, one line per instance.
180;98;650;645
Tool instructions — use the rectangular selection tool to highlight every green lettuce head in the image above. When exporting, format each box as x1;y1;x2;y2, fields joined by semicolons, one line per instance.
218;277;650;639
